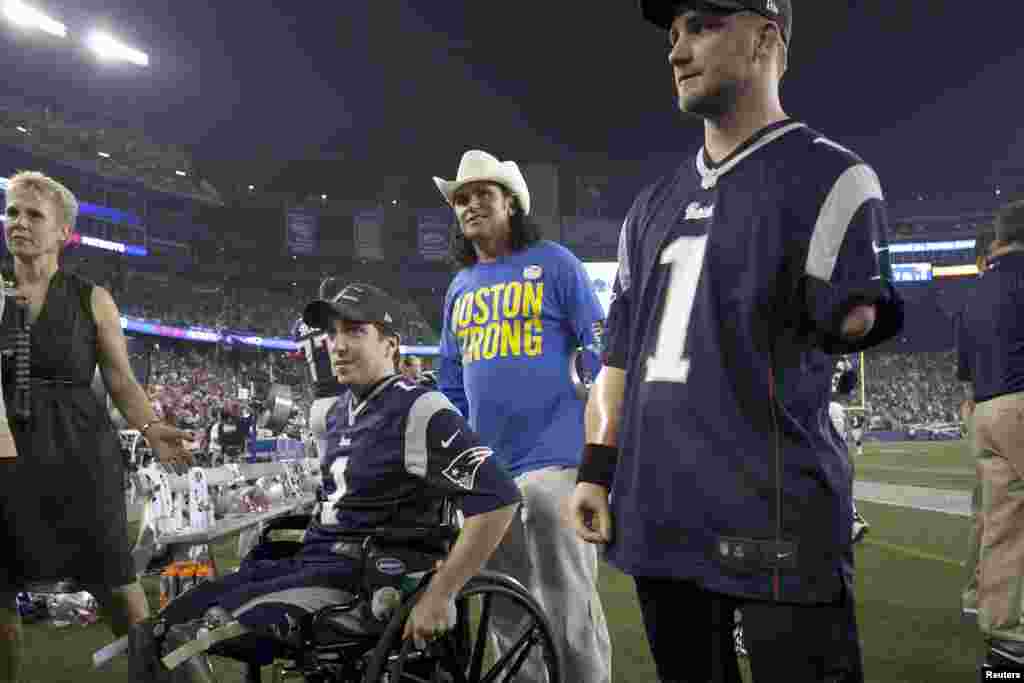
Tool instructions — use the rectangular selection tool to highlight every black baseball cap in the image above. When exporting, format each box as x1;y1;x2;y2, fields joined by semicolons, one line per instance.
638;0;792;45
303;282;402;333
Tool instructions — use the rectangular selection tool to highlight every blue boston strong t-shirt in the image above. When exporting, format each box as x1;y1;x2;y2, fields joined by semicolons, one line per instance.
439;240;604;477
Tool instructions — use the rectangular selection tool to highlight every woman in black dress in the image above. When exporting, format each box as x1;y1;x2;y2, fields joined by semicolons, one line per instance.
0;171;193;681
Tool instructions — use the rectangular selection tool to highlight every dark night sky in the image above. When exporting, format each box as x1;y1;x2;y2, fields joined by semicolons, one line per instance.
2;1;1023;211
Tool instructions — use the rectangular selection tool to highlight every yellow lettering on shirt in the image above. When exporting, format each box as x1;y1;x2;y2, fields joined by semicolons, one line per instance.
473;289;490;325
482;322;501;360
456;293;473;329
503;282;522;318
489;283;506;321
500;319;521;357
452;279;544;366
523;282;543;318
524;319;542;356
468;327;485;362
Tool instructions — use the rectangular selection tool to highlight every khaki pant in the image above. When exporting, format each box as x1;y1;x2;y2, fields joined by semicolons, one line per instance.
974;391;1024;642
963;409;981;613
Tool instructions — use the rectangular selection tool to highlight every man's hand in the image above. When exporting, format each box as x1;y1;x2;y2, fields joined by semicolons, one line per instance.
566;482;614;545
146;423;195;470
402;579;454;650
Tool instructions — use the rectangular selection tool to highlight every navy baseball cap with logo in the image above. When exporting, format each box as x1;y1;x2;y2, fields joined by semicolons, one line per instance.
303;282;402;333
638;0;792;45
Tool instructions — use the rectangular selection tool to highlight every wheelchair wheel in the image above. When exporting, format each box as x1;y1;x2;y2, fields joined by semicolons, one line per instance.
362;571;561;683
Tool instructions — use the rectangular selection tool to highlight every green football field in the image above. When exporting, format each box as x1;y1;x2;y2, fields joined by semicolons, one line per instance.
13;440;988;682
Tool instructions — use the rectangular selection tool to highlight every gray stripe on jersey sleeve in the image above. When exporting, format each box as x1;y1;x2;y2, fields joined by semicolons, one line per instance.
805;163;884;282
616;217;631;292
404;391;459;478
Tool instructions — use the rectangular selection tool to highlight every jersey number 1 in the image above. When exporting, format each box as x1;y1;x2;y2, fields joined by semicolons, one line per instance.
645;235;708;384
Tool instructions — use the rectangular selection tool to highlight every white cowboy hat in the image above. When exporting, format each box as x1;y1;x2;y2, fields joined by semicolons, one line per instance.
433;150;531;216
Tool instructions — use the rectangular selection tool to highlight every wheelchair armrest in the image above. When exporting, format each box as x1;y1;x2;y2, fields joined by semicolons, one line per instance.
260;513;313;533
362;525;458;548
256;513;313;546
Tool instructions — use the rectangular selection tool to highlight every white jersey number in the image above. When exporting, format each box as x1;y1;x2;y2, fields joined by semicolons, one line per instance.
645;235;708;384
321;456;350;524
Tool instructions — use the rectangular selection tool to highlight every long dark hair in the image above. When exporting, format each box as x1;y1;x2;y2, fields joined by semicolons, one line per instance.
447;187;543;270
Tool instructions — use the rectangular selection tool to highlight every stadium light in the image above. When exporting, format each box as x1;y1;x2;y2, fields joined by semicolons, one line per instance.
3;0;67;38
86;30;149;66
175;170;187;177
15;126;28;133
321;194;327;200
247;185;254;191
97;151;110;158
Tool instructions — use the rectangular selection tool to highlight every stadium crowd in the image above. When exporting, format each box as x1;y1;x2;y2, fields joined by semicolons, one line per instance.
136;340;313;451
62;251;437;343
126;318;970;448
858;351;962;429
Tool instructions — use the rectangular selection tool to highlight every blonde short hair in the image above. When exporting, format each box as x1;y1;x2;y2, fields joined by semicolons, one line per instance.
7;170;79;229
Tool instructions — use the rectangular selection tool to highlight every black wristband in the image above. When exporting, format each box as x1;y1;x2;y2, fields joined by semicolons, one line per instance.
577;444;619;489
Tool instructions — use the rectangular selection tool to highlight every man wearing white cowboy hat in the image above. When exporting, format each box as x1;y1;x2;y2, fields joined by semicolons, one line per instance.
434;149;612;683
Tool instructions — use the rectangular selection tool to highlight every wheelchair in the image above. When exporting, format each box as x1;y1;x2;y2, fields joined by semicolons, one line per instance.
170;493;562;683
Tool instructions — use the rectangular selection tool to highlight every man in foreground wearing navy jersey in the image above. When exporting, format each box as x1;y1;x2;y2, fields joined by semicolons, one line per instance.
126;283;520;682
567;1;904;681
957;201;1024;672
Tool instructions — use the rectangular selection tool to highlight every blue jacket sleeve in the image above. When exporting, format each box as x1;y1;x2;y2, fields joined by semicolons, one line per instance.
556;247;606;352
438;285;470;418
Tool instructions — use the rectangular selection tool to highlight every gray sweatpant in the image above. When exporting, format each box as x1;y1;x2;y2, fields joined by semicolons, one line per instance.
486;465;612;683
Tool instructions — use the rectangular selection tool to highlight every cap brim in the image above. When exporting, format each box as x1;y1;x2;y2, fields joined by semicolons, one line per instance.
639;0;747;29
303;299;370;330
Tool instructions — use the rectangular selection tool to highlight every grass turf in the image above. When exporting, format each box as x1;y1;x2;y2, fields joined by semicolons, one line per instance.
12;440;989;682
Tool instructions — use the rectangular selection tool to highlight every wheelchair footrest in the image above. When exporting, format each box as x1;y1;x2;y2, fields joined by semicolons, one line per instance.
93;635;129;669
313;608;388;643
162;621;249;670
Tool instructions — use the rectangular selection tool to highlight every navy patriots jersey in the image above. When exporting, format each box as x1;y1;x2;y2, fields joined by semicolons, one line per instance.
604;121;903;604
303;375;520;554
293;317;345;399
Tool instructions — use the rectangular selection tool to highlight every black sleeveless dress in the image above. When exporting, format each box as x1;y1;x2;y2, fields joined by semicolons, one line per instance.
0;270;135;589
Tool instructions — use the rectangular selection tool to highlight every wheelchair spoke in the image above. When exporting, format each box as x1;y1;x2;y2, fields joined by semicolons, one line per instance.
469;593;494;681
363;577;560;683
498;634;534;683
479;619;537;683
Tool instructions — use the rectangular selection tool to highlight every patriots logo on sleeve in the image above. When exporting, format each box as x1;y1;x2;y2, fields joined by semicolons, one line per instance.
442;446;492;490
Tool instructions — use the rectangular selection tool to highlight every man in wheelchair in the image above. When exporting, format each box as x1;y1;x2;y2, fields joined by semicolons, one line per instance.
127;284;522;682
